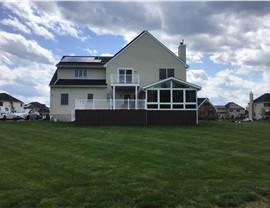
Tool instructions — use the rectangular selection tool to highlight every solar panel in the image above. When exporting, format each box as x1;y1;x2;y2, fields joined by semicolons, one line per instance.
61;56;101;63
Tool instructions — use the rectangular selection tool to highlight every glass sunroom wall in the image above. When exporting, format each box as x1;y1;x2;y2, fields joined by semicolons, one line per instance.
145;80;197;110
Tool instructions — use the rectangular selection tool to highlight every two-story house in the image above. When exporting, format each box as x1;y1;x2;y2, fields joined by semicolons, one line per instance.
251;93;270;119
0;92;24;112
215;102;245;119
49;30;201;125
225;102;245;119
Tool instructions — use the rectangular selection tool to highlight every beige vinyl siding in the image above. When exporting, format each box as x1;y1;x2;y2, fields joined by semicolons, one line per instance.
58;68;105;80
106;32;186;87
50;87;110;121
254;102;270;119
1;101;23;112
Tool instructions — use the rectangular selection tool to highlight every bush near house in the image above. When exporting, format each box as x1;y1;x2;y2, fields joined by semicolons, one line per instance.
0;121;269;207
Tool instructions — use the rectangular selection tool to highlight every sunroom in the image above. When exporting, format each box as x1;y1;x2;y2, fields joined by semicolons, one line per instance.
142;77;201;110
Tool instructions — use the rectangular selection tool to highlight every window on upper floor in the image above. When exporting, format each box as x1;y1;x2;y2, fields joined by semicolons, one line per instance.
264;103;270;107
159;68;174;80
0;101;3;106
75;69;87;77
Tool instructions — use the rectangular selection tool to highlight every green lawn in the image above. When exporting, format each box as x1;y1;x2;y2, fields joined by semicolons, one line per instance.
0;120;269;208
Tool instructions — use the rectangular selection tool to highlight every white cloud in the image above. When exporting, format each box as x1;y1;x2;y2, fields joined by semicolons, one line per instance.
83;48;98;55
0;16;31;34
0;30;56;106
100;53;113;57
187;68;270;107
0;63;54;106
0;31;55;66
1;2;87;41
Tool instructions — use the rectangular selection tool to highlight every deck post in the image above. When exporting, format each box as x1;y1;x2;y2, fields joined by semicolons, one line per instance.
135;86;138;110
113;86;115;110
128;98;130;110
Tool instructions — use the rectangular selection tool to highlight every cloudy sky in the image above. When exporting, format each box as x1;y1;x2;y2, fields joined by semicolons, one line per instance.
0;1;270;108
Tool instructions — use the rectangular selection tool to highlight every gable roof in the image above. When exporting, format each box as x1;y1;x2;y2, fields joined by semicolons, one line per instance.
28;102;50;112
104;30;189;68
197;98;207;106
254;93;270;103
225;102;244;110
197;98;216;109
0;93;23;103
142;76;201;90
215;105;226;109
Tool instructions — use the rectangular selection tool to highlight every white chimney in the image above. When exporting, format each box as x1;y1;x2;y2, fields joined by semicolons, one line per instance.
178;39;186;63
249;91;254;120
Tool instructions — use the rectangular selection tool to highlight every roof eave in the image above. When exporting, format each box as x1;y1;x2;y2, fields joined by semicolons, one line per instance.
142;77;201;91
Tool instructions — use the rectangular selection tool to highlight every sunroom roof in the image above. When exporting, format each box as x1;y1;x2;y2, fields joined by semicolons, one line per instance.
142;77;201;90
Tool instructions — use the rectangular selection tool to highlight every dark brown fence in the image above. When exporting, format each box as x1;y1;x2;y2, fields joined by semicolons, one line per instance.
147;110;196;125
75;110;197;126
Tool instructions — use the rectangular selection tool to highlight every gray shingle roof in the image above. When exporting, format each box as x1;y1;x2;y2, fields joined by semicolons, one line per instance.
0;93;23;103
52;79;107;86
225;102;244;109
254;93;270;103
197;98;207;106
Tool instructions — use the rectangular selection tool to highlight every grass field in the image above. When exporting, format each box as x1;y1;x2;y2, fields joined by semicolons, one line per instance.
0;120;269;208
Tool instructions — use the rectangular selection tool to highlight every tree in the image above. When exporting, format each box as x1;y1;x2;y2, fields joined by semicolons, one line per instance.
9;100;15;112
260;108;265;119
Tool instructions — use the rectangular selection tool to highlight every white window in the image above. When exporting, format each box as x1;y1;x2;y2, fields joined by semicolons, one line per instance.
118;69;133;83
75;69;87;77
145;80;197;110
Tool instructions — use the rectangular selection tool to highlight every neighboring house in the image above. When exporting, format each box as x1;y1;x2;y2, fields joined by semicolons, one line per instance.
197;98;217;119
0;92;24;112
26;102;50;118
49;30;201;125
225;102;245;119
215;105;227;119
251;93;270;119
215;102;245;119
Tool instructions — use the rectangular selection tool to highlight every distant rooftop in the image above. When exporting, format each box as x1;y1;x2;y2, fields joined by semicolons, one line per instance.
225;102;244;109
0;93;23;103
254;93;270;103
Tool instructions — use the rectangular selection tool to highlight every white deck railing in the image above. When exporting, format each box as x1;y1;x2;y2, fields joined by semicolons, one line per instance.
75;99;198;110
75;99;146;110
111;74;140;85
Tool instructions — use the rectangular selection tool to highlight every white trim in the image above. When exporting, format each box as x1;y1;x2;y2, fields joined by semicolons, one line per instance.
113;86;115;110
142;77;201;90
145;86;198;110
198;98;208;108
135;86;138;109
117;68;134;83
198;98;217;111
